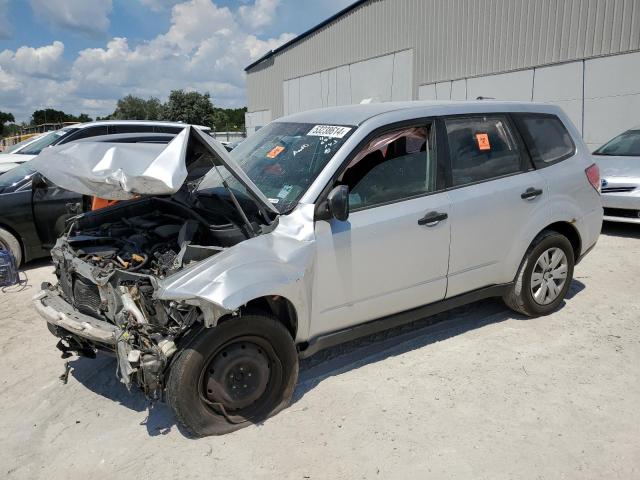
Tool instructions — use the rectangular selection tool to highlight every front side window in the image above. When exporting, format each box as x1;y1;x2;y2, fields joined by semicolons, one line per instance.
593;129;640;157
515;114;575;166
338;125;437;209
445;115;522;186
198;122;354;213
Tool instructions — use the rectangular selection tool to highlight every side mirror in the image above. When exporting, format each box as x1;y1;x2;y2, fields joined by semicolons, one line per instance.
327;185;350;221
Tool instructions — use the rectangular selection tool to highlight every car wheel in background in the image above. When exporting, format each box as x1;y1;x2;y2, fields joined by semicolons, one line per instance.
503;230;575;317
167;312;299;437
0;227;22;266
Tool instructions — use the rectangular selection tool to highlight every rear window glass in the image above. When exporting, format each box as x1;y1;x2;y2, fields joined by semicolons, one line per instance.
516;114;575;167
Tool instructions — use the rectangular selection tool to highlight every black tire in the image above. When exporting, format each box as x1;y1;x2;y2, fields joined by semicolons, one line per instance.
503;230;575;317
167;313;298;437
0;227;22;266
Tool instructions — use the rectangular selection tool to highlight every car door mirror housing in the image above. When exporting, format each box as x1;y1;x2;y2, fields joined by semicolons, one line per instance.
326;185;350;221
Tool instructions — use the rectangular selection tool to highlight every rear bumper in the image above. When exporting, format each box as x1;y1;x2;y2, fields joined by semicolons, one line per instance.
33;284;117;346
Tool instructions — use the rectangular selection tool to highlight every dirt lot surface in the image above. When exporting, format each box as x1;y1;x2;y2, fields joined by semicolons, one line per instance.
1;223;639;479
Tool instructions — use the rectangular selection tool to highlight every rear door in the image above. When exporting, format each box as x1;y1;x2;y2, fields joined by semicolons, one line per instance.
443;114;548;297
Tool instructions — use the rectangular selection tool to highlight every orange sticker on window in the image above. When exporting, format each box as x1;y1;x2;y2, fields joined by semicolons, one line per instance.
476;133;490;151
266;145;285;158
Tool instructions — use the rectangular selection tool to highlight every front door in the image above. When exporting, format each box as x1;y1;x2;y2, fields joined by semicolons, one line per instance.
311;122;451;338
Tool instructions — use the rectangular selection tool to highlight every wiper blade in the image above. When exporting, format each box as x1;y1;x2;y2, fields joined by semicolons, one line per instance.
211;163;258;237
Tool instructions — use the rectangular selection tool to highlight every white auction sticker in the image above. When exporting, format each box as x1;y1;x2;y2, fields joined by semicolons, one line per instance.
307;125;352;138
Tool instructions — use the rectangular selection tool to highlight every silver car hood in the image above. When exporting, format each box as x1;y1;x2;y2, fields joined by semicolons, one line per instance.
593;155;640;178
30;127;278;214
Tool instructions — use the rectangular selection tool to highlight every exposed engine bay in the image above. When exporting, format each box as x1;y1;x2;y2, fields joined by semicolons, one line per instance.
47;194;273;398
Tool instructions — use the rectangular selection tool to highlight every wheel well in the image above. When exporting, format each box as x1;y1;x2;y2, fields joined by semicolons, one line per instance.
239;296;298;339
542;221;581;260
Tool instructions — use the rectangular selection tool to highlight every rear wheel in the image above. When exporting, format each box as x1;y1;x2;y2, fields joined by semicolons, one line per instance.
0;227;22;266
167;313;298;437
503;231;574;316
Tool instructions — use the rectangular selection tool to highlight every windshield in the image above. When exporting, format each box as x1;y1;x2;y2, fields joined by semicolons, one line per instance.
0;162;36;190
3;135;43;154
17;127;77;155
198;122;354;212
594;129;640;157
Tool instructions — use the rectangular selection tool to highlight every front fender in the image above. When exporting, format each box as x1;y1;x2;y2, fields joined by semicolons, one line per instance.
156;206;317;342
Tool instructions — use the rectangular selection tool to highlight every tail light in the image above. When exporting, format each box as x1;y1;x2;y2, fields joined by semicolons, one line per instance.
585;163;601;194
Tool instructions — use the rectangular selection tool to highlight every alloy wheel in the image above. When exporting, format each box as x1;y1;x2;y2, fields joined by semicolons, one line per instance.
530;247;568;305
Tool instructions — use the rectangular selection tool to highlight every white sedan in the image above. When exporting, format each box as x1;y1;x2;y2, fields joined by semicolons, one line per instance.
593;126;640;224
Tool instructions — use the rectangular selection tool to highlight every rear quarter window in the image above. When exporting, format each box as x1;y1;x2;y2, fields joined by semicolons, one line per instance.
514;114;575;168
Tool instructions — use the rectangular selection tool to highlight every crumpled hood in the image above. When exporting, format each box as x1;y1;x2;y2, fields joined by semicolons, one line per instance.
593;155;640;179
30;126;279;214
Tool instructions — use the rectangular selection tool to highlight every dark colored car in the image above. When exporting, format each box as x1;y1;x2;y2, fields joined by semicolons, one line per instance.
0;133;176;265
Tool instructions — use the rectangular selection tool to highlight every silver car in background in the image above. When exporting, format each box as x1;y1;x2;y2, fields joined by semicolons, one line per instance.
593;126;640;224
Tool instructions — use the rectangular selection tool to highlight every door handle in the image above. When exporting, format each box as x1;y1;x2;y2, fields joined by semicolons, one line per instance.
521;187;543;200
418;211;448;226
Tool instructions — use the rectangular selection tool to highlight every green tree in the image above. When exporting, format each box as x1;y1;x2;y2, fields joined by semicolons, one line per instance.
0;111;15;135
111;95;162;120
30;109;92;125
212;106;246;130
76;113;93;123
160;90;216;127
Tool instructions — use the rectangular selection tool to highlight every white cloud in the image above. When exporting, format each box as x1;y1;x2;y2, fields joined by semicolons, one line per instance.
29;0;113;35
0;41;65;79
1;0;293;122
0;0;11;38
137;0;183;11
238;0;280;30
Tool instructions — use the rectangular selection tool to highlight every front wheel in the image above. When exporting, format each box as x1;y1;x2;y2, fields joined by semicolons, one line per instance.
0;227;22;266
503;231;575;317
167;313;298;437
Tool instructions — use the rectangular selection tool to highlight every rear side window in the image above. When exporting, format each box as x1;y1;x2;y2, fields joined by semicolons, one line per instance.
445;115;522;186
110;124;155;134
60;126;109;143
515;114;575;167
155;125;184;134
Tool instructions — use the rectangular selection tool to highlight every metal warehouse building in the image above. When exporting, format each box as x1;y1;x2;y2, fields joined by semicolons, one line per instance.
244;0;640;150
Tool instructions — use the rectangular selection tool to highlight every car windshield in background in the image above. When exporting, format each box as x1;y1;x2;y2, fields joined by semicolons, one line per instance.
0;162;36;190
198;122;354;212
3;135;42;154
17;127;77;155
593;129;640;157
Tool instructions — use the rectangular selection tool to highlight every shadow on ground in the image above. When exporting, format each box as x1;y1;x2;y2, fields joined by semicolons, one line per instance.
601;221;640;239
64;279;586;438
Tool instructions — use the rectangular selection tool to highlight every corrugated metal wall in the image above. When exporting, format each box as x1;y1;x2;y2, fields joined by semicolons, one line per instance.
246;0;640;117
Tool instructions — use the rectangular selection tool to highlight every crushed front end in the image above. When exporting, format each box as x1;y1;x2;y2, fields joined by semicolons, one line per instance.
33;195;261;399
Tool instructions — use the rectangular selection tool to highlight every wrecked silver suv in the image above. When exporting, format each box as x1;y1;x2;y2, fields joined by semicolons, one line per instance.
33;102;602;436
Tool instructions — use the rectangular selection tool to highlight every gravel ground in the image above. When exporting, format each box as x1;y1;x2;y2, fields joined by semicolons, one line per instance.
1;223;639;480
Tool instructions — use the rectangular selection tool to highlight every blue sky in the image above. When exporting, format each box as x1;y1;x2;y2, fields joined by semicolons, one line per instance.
0;0;353;122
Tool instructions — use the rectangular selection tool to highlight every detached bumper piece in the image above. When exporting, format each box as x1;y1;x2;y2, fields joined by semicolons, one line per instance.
33;283;117;346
